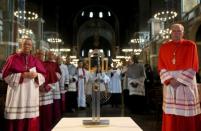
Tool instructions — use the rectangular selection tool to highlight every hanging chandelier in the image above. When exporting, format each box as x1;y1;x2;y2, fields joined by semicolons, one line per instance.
50;48;70;52
159;28;172;39
116;56;131;61
133;49;142;55
18;28;33;35
14;10;38;20
130;38;145;44
122;49;133;52
154;11;177;21
59;48;71;52
47;38;62;43
18;28;33;39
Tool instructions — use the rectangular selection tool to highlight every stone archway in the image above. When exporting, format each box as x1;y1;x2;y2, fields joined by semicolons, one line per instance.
77;19;115;57
80;35;111;57
73;5;119;58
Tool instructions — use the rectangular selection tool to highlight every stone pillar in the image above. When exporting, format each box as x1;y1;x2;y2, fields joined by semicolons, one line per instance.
2;0;15;42
0;0;18;64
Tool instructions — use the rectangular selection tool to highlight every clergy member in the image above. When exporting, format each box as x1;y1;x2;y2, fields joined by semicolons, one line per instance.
77;60;86;110
109;62;122;108
35;49;53;131
57;56;69;113
127;55;146;111
2;38;46;131
158;23;201;131
66;56;78;112
44;51;61;124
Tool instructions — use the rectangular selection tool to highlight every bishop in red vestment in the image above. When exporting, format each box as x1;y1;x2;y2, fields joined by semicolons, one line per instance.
158;24;201;131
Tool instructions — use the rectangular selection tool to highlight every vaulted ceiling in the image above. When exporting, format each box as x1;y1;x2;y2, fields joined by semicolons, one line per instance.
26;0;141;48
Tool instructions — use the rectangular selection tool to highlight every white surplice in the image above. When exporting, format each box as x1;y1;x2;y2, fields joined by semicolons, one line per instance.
4;69;45;119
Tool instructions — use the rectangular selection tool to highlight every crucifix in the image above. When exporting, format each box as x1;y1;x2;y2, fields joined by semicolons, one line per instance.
83;50;109;126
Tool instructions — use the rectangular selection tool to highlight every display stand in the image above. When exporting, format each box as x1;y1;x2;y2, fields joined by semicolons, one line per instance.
83;49;109;126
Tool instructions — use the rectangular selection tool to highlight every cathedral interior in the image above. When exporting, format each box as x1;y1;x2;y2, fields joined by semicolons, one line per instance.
1;0;201;131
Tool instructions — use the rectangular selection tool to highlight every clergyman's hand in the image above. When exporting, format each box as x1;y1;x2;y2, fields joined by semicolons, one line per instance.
29;72;38;79
22;72;31;78
22;72;37;79
169;78;181;89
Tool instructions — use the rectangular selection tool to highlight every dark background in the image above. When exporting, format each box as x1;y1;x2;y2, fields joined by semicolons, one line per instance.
26;0;142;48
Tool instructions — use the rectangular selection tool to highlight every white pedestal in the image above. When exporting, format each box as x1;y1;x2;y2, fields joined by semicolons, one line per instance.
52;117;143;131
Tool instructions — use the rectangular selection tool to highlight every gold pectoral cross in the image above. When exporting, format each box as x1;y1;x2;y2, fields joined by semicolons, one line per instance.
172;57;176;65
172;52;176;65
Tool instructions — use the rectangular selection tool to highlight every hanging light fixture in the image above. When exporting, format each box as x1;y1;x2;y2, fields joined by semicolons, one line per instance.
159;28;172;39
59;48;71;52
18;28;33;35
50;48;70;52
18;28;34;39
122;48;133;52
154;11;177;21
47;37;62;43
116;56;131;61
133;49;142;55
14;10;38;20
130;38;145;44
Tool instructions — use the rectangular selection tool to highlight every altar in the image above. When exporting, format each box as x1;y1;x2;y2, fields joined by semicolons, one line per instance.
52;117;143;131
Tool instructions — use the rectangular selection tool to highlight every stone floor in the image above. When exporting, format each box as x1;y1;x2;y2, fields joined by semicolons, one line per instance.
61;104;162;131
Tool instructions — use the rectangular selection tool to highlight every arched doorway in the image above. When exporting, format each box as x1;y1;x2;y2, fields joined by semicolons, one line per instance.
77;19;115;58
73;5;119;58
80;35;111;57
